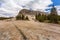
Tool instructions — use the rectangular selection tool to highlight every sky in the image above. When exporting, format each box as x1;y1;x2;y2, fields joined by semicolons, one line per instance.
0;0;60;17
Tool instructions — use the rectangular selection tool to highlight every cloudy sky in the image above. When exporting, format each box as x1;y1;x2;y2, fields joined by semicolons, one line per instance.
0;0;60;17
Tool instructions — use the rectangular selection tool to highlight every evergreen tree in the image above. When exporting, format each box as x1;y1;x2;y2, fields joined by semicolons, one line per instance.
35;13;38;20
49;5;58;23
38;15;45;22
58;16;60;21
16;15;22;20
35;13;45;22
25;16;29;20
21;14;25;20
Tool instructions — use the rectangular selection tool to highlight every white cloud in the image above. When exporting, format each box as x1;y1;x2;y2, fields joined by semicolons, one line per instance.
0;0;23;17
55;6;60;15
0;0;53;17
32;0;52;11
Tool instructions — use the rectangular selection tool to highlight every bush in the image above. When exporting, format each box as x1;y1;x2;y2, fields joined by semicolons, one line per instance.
16;14;29;20
16;15;22;20
38;16;45;22
35;13;59;23
48;14;58;23
25;16;29;20
0;17;12;20
35;13;45;22
21;14;25;20
58;16;60;21
47;5;59;24
35;13;38;20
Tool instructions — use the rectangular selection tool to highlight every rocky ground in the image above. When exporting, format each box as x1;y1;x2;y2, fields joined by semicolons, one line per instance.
0;19;60;40
0;15;60;40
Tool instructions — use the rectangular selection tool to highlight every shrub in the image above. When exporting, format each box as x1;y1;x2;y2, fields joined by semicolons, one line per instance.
16;15;22;20
16;14;29;20
0;17;12;20
21;14;25;20
35;13;45;22
47;5;59;24
48;14;58;23
38;16;45;22
58;16;60;21
35;13;38;20
25;16;29;20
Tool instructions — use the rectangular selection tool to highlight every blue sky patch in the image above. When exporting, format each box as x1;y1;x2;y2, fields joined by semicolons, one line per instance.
51;0;60;6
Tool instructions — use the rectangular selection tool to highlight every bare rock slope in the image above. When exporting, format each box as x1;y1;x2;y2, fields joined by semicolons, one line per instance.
0;20;60;40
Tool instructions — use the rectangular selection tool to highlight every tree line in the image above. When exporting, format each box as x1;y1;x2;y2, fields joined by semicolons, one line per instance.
35;6;60;24
16;14;29;20
16;5;60;24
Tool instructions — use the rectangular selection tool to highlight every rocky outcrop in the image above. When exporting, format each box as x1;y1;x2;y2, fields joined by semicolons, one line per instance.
18;9;47;15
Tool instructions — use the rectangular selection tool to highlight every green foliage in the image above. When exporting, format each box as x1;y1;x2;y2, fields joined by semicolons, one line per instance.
35;13;45;22
48;14;58;23
35;5;59;24
21;14;25;20
58;16;60;21
35;13;59;23
0;17;12;20
25;16;29;20
35;13;41;20
38;16;45;22
16;15;22;20
35;14;38;20
16;14;29;20
47;6;59;23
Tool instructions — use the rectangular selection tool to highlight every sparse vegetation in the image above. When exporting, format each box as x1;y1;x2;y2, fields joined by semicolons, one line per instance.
47;5;58;23
0;17;13;20
16;14;22;20
35;13;46;22
47;14;58;23
35;5;60;24
25;16;29;20
21;14;25;20
16;14;29;20
58;16;60;21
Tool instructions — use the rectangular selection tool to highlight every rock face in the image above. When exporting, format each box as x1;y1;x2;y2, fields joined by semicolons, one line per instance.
18;9;46;15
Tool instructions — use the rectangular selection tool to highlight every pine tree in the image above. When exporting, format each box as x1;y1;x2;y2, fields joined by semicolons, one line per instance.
21;14;25;20
25;16;29;20
16;15;22;20
35;13;38;20
35;13;45;22
49;5;58;23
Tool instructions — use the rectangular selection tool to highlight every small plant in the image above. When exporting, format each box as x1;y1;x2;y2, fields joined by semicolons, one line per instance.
25;16;29;20
35;13;45;22
21;14;25;20
16;15;22;20
16;13;29;20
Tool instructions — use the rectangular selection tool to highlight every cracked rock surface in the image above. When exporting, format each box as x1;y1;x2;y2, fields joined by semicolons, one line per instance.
0;20;60;40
